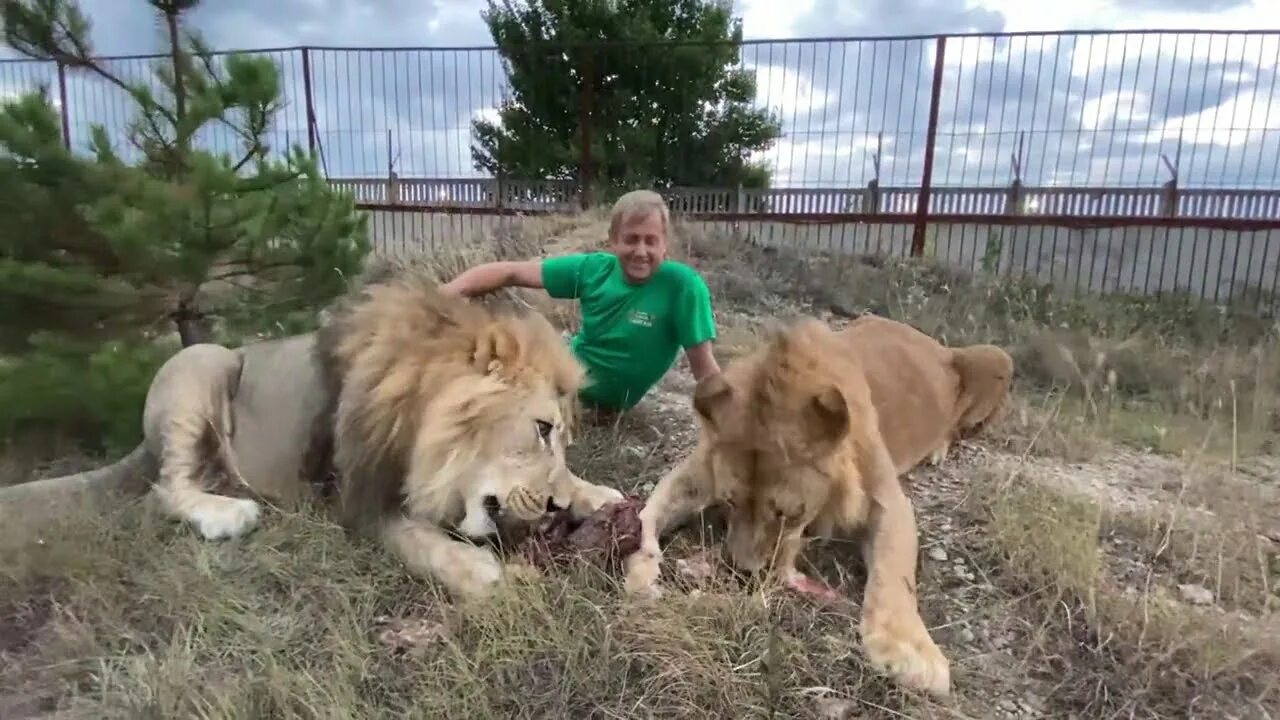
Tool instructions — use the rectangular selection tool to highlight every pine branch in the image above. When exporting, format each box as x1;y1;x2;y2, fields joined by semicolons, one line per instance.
208;261;298;282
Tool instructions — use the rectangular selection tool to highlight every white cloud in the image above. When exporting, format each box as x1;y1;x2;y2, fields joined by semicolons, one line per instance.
747;62;834;119
736;0;816;39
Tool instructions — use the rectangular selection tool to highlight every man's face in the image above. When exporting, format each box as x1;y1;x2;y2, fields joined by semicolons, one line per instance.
610;211;667;283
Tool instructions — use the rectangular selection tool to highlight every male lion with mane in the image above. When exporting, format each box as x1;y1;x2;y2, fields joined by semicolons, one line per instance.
0;266;625;602
314;268;624;598
622;314;1013;698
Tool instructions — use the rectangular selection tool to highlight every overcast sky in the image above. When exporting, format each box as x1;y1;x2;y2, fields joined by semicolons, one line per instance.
0;0;1277;189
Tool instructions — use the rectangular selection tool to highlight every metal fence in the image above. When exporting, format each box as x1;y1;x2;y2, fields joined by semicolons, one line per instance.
1;29;1278;311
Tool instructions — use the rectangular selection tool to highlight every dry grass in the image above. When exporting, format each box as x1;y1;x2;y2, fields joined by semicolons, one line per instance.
957;463;1279;718
1;214;1278;719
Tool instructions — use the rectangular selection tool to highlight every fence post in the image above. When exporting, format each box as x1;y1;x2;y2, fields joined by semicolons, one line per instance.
56;61;71;150
912;35;948;258
1159;178;1179;217
577;45;595;211
300;47;318;156
1005;178;1025;215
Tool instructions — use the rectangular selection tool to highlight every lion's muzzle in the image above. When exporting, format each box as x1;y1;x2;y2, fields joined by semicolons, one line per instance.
504;485;551;522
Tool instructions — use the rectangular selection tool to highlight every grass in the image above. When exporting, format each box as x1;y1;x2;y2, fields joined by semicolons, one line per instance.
959;464;1279;718
2;213;1278;719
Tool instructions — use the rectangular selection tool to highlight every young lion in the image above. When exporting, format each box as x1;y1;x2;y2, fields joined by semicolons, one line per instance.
623;317;958;698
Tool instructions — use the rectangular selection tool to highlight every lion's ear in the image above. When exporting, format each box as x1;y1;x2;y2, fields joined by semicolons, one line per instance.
805;385;849;440
473;323;521;375
693;372;733;428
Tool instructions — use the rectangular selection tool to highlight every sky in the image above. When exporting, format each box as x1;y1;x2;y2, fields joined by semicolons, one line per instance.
0;0;1277;189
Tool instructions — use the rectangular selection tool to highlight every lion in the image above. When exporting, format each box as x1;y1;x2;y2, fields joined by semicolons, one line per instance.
2;266;624;601
313;269;624;598
622;316;982;698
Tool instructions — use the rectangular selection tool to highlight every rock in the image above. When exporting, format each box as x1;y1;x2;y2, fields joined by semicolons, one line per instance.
959;627;976;644
928;546;949;562
813;696;859;719
1178;583;1215;606
373;615;448;659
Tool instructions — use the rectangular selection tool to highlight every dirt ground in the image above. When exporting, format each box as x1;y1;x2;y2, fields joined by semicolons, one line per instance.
1;217;1277;719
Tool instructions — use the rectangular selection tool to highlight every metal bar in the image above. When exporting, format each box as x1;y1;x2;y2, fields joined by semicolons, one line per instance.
577;45;595;210
912;35;948;257
55;61;70;149
355;201;1280;231
300;47;317;155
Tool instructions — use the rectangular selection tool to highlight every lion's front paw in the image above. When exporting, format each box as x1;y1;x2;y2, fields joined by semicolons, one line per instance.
442;544;506;601
860;613;952;698
575;482;625;513
623;549;664;599
503;560;544;584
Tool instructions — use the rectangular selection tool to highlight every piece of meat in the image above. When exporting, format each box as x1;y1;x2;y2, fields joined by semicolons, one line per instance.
783;570;847;604
514;495;645;572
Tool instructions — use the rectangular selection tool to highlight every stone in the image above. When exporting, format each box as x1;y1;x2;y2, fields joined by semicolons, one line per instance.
1177;583;1215;606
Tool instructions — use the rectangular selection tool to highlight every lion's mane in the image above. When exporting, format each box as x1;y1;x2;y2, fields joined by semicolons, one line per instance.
312;267;586;532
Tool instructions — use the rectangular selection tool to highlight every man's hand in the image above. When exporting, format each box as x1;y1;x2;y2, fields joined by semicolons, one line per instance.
684;341;721;382
437;279;464;297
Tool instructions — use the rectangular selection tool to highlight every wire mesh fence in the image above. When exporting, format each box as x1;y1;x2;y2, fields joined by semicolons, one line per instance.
1;30;1278;311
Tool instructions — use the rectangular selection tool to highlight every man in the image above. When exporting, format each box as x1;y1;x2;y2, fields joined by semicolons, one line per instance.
438;189;721;412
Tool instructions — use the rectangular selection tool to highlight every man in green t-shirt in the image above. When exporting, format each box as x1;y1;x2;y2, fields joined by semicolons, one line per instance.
438;189;721;411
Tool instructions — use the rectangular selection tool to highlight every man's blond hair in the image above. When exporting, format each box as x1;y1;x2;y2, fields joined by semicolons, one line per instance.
608;189;671;241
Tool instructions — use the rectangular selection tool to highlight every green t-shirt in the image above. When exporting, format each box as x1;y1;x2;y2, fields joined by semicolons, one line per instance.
541;252;717;410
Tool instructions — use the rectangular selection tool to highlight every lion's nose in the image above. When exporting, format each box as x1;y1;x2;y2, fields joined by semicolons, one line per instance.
482;494;501;520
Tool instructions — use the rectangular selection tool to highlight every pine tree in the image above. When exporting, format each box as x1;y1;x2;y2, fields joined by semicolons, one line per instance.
0;0;370;348
471;0;782;202
0;0;370;453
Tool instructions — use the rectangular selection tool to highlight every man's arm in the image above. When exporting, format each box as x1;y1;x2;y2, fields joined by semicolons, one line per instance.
684;340;722;382
674;269;720;381
438;260;544;298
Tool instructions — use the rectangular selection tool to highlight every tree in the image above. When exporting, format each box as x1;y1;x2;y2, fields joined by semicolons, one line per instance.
470;0;782;201
0;0;370;348
0;0;370;453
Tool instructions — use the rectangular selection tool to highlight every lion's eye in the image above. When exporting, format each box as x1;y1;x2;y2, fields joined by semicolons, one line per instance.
535;419;554;441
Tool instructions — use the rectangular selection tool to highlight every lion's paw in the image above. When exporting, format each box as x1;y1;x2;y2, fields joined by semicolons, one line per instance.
860;614;952;698
503;560;544;584
623;550;664;599
442;544;506;601
190;496;261;541
576;483;625;513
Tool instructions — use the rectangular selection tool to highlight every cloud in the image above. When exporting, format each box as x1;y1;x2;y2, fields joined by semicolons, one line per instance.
792;0;1005;38
0;0;1276;191
1109;0;1253;12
